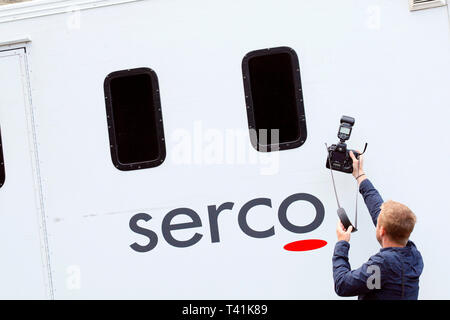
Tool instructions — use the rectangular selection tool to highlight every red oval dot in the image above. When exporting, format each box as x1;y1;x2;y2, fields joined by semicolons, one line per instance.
283;239;327;252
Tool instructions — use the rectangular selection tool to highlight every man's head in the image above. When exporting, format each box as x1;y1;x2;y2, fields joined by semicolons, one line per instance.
376;200;416;247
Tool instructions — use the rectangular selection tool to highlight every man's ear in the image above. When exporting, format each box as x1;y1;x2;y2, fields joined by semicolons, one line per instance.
379;226;386;237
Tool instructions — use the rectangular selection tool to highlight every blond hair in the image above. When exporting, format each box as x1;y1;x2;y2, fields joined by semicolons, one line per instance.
379;200;416;244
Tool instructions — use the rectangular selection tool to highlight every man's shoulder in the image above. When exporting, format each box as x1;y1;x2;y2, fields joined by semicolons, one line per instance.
365;250;398;277
406;240;419;250
406;240;424;266
367;250;387;265
374;241;424;271
367;246;405;265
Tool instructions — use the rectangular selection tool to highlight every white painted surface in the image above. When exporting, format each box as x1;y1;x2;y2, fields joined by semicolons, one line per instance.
0;0;144;23
0;49;47;299
0;0;449;299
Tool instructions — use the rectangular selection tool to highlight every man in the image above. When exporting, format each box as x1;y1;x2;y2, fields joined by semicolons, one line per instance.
332;151;424;300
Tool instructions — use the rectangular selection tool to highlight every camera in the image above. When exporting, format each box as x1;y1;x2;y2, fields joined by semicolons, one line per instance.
325;115;367;232
326;116;360;174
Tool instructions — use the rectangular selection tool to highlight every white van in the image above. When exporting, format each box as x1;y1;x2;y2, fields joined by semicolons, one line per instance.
0;0;449;299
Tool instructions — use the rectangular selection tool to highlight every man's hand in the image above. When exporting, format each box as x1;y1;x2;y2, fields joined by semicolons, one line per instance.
349;151;366;184
336;221;353;242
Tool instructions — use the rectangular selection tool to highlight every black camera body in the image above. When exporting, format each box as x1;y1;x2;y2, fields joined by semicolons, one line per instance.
326;116;360;174
326;144;360;173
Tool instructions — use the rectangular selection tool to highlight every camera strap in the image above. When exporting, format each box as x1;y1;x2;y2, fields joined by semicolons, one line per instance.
325;143;342;209
353;143;368;229
354;159;359;230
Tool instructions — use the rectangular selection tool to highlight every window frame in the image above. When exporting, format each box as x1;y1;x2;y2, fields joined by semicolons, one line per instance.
104;67;166;171
409;0;447;11
241;46;307;152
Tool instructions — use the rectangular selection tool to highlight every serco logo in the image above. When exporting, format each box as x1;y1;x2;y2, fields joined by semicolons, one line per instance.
129;193;326;252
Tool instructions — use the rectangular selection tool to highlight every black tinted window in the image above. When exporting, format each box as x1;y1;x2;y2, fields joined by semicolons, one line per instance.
104;68;166;170
242;47;307;151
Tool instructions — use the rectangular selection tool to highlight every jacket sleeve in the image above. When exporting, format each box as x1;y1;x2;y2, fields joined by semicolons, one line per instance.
333;241;385;297
359;179;384;226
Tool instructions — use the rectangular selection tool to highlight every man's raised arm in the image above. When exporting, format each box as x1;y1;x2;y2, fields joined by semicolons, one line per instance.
349;152;384;226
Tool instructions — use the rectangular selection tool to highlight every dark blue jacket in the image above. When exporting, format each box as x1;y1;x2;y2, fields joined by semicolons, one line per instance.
332;179;424;300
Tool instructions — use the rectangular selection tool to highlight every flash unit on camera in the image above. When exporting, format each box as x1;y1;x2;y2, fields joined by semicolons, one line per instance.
338;116;355;142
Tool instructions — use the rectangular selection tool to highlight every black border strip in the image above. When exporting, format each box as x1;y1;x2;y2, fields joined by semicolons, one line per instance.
103;67;166;171
0;300;436;316
0;126;5;188
242;46;307;152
